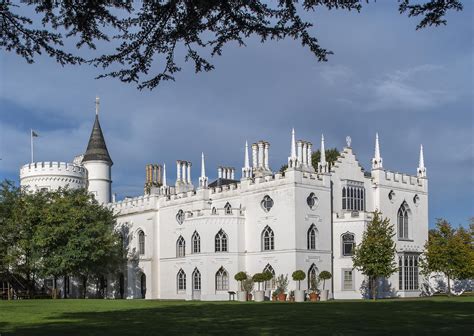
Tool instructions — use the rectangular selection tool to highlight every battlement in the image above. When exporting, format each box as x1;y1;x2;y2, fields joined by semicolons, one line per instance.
376;169;424;188
110;194;159;214
20;161;86;178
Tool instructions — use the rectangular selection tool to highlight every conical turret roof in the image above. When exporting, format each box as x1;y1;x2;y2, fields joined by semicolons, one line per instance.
83;115;113;165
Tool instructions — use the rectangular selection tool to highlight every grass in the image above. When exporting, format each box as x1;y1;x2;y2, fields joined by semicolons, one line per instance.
0;297;473;335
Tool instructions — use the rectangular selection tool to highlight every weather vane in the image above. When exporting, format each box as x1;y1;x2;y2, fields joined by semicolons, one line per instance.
346;136;351;147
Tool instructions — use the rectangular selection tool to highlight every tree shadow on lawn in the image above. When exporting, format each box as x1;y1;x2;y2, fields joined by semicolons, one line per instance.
4;300;474;336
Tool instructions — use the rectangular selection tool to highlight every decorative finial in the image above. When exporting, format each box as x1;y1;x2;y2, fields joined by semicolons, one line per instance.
346;136;352;148
417;144;426;178
95;96;100;116
372;133;383;169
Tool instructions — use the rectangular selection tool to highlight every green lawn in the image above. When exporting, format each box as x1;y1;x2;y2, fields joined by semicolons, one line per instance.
0;297;473;335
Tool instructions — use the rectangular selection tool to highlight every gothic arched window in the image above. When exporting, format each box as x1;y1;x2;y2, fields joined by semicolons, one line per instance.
263;264;276;290
215;229;228;252
398;202;409;239
342;232;355;256
261;195;274;212
215;267;229;291
261;226;274;251
308;264;319;290
177;269;186;292
224;202;232;215
138;230;145;255
307;224;317;250
176;235;186;258
192;231;200;254
192;268;201;291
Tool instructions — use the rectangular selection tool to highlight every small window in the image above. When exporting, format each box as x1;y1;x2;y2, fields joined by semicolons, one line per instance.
343;270;353;290
192;231;200;253
388;190;395;202
138;230;145;255
224;202;232;215
342;232;355;256
261;195;274;212
215;229;228;252
261;226;274;251
307;224;317;250
176;236;185;257
307;193;318;210
413;194;419;205
176;209;185;225
177;269;186;292
215;267;229;291
212;207;217;215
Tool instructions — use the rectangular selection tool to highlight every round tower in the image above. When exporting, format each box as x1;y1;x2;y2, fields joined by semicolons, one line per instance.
82;97;113;204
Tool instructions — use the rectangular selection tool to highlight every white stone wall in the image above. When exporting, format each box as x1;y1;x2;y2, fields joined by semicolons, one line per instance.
20;161;86;191
82;160;112;204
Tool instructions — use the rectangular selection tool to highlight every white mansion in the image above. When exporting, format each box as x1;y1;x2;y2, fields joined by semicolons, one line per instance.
20;100;428;300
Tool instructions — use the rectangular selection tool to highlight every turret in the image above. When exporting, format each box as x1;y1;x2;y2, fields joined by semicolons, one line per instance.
82;97;113;204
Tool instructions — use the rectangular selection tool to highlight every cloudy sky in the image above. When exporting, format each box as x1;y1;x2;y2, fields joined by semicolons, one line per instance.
1;2;472;227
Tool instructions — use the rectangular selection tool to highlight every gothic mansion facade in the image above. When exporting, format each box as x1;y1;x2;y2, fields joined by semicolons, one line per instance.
20;105;428;300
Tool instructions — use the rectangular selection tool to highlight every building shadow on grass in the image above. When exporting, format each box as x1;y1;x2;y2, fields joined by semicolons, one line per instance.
4;299;474;336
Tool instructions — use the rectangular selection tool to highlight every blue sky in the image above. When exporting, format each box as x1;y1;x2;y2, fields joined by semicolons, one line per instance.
0;2;472;227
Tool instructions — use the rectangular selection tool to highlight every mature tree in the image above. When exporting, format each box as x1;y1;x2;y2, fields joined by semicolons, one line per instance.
352;211;397;300
420;218;474;295
1;1;463;89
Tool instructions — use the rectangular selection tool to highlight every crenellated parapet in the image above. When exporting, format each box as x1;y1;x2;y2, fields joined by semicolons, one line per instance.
110;194;159;215
372;169;426;191
20;161;87;191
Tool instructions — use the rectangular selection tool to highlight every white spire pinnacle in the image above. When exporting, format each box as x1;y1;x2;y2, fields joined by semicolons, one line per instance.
201;152;206;178
95;96;100;116
372;132;383;169
318;134;328;173
199;152;208;188
162;163;167;187
417;144;426;178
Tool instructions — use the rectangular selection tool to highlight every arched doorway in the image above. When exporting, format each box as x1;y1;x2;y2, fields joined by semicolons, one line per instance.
140;273;146;299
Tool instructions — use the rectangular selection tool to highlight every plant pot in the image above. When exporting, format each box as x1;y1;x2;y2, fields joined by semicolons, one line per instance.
254;290;265;302
294;289;305;302
237;291;247;302
320;289;329;301
247;293;253;301
309;292;319;302
278;293;287;302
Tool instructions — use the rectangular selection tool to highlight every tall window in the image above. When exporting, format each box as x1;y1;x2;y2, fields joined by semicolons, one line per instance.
192;231;200;253
307;224;317;250
398;202;409;239
342;232;355;256
261;195;274;212
138;230;145;255
342;183;365;211
177;269;186;292
215;267;229;291
261;226;274;251
193;268;201;291
263;264;276;290
224;202;232;215
343;269;353;290
215;229;228;252
399;254;419;291
176;236;185;257
308;264;318;289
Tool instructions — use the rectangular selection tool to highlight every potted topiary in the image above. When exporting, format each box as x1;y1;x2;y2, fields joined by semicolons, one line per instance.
252;273;265;302
318;271;332;301
309;275;320;302
243;277;254;301
292;270;306;302
275;274;289;302
234;271;248;302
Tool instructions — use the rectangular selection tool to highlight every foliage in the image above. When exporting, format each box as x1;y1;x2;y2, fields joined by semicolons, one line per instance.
242;277;254;293
352;211;397;300
318;271;332;290
252;273;264;291
309;274;320;293
234;271;248;291
262;271;273;282
292;270;306;290
420;218;474;295
275;274;289;293
1;1;463;90
0;181;124;297
280;148;340;173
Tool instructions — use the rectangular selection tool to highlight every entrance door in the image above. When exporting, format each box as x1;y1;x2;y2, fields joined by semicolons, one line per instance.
140;273;146;299
192;268;201;300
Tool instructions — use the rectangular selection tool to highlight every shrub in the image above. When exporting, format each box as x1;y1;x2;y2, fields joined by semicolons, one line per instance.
234;271;248;291
318;271;332;290
275;274;289;293
242;278;254;292
292;270;306;290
